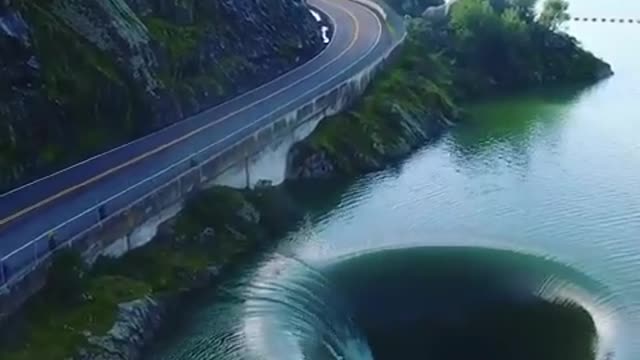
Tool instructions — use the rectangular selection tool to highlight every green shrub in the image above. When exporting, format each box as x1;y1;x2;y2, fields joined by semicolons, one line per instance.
43;250;87;306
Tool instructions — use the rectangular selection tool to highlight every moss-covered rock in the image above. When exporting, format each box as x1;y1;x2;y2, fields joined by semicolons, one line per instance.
0;272;151;360
288;0;611;179
0;185;303;360
0;0;324;192
288;32;461;179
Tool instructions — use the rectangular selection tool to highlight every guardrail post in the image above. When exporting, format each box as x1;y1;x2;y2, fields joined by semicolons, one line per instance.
244;156;251;189
1;259;6;286
33;241;38;265
178;175;185;195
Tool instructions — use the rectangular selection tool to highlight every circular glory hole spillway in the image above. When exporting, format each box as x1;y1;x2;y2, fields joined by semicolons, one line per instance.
324;247;613;360
145;247;618;360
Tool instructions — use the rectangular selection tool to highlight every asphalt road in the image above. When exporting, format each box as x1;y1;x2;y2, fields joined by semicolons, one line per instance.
0;0;394;280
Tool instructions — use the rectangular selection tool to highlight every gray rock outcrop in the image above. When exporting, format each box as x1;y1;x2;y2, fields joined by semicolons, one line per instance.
422;1;453;20
77;297;166;360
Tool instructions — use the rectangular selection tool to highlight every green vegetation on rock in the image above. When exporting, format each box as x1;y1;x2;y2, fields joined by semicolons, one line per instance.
444;0;610;95
290;44;460;177
0;252;151;360
143;17;205;61
0;1;613;358
1;0;323;192
289;0;611;178
3;0;143;177
0;186;302;360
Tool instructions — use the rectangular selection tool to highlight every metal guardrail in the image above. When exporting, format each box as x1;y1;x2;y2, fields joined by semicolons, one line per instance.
0;0;407;289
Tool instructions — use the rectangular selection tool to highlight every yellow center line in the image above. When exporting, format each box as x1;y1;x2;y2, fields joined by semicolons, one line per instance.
0;0;366;229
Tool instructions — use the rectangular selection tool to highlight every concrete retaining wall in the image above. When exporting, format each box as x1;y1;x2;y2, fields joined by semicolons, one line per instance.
0;0;407;322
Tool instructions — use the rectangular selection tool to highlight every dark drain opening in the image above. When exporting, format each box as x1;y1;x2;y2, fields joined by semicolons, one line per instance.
326;247;598;360
362;297;595;360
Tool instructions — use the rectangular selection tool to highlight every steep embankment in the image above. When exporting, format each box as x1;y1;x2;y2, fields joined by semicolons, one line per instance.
0;185;303;360
288;0;612;179
0;0;323;191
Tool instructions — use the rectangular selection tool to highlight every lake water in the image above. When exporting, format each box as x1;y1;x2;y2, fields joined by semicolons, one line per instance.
147;1;640;359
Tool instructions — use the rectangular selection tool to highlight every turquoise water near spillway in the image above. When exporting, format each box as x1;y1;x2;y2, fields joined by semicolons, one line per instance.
146;1;640;359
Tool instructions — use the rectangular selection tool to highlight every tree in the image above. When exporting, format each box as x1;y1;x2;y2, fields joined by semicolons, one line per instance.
450;0;501;43
510;0;537;22
539;0;570;30
450;0;515;83
501;8;528;38
44;250;87;306
488;0;509;13
488;0;536;21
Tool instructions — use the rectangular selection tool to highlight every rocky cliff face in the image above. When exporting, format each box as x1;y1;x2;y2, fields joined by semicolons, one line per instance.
0;0;323;191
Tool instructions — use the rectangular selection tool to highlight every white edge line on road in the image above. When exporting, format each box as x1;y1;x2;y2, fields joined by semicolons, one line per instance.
0;5;335;200
1;0;384;261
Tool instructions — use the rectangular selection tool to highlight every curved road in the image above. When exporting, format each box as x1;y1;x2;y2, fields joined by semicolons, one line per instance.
0;0;395;283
